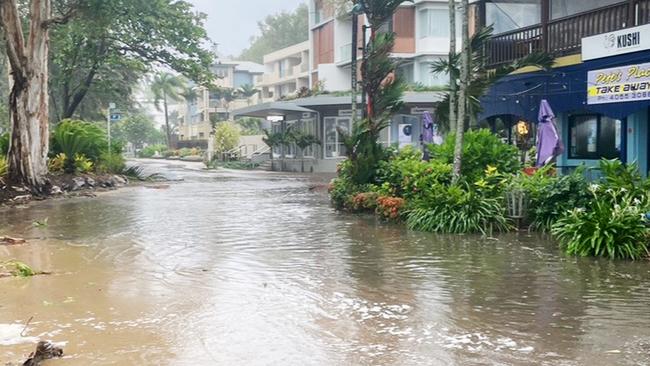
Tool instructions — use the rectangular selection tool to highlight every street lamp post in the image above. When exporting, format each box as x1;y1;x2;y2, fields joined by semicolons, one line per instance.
351;3;364;120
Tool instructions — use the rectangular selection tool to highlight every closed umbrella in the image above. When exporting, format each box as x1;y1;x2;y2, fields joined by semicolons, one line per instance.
421;111;434;161
536;99;564;167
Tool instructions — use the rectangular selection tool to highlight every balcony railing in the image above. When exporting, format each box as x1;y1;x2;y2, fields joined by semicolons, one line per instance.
485;0;649;67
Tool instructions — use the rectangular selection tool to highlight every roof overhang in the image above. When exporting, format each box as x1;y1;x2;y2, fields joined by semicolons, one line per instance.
232;102;316;118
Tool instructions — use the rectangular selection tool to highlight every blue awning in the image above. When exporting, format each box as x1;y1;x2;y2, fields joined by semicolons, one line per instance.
480;50;650;122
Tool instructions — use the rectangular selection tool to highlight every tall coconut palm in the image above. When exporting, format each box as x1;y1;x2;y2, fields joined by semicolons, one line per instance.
448;0;458;134
238;84;259;106
151;73;184;147
452;0;470;182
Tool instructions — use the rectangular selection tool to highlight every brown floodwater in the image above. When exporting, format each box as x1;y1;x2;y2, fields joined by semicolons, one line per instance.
1;160;650;365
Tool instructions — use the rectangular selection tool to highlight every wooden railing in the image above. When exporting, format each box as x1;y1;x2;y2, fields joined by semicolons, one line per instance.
485;0;650;67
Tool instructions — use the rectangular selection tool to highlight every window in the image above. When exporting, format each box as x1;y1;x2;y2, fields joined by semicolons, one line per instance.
325;117;352;158
285;121;297;157
271;122;282;158
569;114;622;160
278;61;285;78
379;126;391;147
551;0;622;19
397;64;414;84
419;62;446;86
418;8;449;38
486;1;541;34
199;132;205;139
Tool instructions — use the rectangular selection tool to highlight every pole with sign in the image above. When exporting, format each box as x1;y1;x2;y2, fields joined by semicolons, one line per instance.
107;103;121;159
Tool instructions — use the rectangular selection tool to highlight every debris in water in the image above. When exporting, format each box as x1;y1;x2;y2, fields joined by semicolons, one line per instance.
32;218;48;228
0;236;27;245
22;341;63;366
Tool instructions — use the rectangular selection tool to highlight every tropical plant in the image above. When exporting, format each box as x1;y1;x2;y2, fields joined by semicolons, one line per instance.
338;0;410;185
0;132;8;156
52;120;107;173
48;153;67;173
237;84;260;105
406;183;511;235
430;129;521;183
214;122;241;154
75;154;94;173
431;26;554;130
552;186;649;260
516;166;591;231
598;158;650;205
237;117;264;135
139;144;168;158
289;128;321;172
0;156;7;178
97;152;126;174
151;73;185;147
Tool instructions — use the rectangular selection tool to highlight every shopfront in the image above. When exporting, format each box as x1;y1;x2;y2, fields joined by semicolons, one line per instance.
480;25;650;176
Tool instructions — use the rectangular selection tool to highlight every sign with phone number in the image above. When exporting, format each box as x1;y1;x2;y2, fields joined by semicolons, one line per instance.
587;62;650;105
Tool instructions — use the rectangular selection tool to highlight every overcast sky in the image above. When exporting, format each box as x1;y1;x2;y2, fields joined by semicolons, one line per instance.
187;0;307;57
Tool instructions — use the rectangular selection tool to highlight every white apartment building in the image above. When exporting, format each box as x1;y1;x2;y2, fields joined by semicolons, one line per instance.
259;41;310;102
308;0;461;92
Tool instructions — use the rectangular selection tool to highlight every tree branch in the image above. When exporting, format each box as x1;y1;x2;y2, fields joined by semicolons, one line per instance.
0;0;27;79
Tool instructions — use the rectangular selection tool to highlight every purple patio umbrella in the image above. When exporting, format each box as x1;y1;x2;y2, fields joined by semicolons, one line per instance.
536;99;564;167
421;111;435;161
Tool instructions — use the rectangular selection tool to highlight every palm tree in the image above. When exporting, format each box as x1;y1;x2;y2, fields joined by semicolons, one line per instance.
288;127;321;173
151;73;184;148
262;129;283;171
238;84;260;106
431;27;554;131
453;0;470;182
448;0;458;134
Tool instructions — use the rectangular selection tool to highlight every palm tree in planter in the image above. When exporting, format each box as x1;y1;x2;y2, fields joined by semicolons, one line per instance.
289;128;321;173
262;129;283;171
151;73;185;148
238;84;260;106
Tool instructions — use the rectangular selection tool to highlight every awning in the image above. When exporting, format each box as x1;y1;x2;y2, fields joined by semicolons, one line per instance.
232;102;316;118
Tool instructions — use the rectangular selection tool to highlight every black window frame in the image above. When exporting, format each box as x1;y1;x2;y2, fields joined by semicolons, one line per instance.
567;113;625;161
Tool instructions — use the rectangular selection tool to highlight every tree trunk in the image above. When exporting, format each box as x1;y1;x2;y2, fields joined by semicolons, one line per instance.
1;0;52;194
452;0;469;183
448;0;458;134
163;92;172;148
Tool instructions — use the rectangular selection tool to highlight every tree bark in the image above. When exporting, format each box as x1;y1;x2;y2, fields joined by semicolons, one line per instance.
452;0;469;183
448;0;458;134
1;0;52;194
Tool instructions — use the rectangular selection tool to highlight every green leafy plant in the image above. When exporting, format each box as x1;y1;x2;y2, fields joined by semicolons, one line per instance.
552;186;649;260
512;165;591;231
430;129;521;182
350;192;380;212
214;122;241;154
139;144;168;158
75;154;94;173
0;155;7;177
51;120;108;173
0;132;8;156
97;152;126;174
406;183;511;235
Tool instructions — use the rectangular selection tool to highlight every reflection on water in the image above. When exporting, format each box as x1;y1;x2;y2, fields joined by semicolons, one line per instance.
1;160;650;365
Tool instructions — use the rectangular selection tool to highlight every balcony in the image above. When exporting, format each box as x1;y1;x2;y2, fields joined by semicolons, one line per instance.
482;0;650;67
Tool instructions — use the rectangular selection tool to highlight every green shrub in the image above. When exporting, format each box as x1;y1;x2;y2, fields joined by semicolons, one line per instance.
376;145;452;199
214;121;241;153
75;154;94;173
350;192;380;212
97;152;126;174
599;159;650;205
552;186;649;260
48;153;66;173
430;129;521;182
140;144;167;158
513;166;591;231
51;120;108;172
0;155;7;177
0;132;8;156
406;183;511;235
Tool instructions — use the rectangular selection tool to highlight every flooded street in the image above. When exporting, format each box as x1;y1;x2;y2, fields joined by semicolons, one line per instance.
1;160;650;365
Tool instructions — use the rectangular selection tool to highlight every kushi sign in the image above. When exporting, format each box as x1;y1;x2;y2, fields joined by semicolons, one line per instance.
582;24;650;61
587;62;650;105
